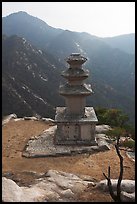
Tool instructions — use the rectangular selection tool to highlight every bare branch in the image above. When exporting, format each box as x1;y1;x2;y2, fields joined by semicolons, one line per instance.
103;166;117;201
115;143;123;202
103;135;124;202
103;172;108;180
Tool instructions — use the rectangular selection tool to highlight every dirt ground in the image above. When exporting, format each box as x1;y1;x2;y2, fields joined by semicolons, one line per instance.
2;120;135;202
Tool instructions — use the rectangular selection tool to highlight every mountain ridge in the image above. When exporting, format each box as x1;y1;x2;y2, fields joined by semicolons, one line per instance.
3;11;135;54
2;12;135;124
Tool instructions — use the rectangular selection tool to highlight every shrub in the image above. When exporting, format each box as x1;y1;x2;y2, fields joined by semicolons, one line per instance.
121;139;135;150
106;127;126;140
95;107;129;128
123;124;135;140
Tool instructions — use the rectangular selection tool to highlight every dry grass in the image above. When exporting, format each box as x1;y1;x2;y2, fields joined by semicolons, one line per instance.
2;120;135;202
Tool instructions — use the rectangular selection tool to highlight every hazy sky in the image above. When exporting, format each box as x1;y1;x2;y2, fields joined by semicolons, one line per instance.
2;2;135;37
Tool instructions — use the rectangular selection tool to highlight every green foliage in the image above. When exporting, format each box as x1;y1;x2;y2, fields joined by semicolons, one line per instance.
106;127;126;140
123;124;135;140
121;139;135;150
95;107;129;127
95;107;135;140
104;109;129;127
94;107;106;125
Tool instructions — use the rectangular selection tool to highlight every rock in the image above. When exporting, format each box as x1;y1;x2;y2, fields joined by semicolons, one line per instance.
96;125;112;134
41;118;54;123
9;113;17;119
2;170;93;202
96;179;135;193
46;169;80;180
121;191;135;202
59;189;74;198
3;172;14;178
43;125;57;134
126;151;135;162
24;116;38;121
96;179;135;202
2;177;23;202
98;145;110;151
78;174;97;183
96;134;111;151
2;114;17;125
45;170;89;191
13;118;24;121
2;177;46;202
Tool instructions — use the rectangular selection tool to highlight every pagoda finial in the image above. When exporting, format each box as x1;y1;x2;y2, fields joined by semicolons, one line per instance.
66;53;87;67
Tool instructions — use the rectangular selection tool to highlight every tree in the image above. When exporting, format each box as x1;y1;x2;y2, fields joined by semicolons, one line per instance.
95;107;129;128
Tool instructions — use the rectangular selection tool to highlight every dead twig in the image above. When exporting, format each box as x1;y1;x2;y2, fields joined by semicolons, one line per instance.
103;135;124;202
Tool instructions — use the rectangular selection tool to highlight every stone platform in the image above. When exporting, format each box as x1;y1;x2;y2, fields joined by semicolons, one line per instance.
22;125;110;158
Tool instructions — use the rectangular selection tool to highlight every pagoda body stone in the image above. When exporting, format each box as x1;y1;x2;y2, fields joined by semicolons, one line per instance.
55;53;98;145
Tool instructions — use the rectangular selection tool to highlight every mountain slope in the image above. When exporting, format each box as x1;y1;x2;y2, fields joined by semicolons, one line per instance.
102;33;135;54
2;35;65;118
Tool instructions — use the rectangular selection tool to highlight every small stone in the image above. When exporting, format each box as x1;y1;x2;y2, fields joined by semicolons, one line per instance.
121;191;135;202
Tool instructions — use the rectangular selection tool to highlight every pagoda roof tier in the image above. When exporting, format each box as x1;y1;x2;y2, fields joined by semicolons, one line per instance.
61;68;89;80
59;83;92;96
65;53;87;66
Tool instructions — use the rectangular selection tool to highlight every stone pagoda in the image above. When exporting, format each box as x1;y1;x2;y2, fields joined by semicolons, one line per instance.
55;53;98;145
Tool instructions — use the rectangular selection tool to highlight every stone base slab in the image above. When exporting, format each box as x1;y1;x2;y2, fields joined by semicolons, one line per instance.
22;126;110;158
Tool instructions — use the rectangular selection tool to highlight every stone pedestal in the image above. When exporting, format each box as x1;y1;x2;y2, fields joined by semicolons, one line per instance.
55;107;98;145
